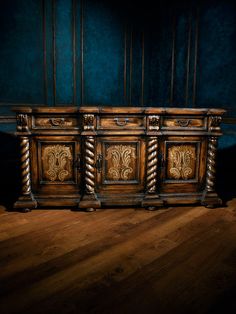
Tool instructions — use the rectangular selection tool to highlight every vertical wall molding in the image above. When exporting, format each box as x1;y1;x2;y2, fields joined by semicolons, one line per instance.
141;30;145;106
129;26;133;106
124;25;127;104
52;0;56;105
185;11;192;106
42;0;48;105
81;0;84;105
170;14;176;105
192;6;199;106
72;0;77;105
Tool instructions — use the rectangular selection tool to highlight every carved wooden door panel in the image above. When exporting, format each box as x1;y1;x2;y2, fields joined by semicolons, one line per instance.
31;136;81;195
159;136;207;193
96;136;145;194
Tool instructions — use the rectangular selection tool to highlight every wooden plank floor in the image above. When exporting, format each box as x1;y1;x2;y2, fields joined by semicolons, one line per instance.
1;201;236;314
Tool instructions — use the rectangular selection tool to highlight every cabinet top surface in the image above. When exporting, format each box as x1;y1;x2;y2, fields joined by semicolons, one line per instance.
12;106;226;115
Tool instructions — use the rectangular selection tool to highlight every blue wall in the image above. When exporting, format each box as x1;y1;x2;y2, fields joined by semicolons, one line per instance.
0;0;236;203
0;0;235;112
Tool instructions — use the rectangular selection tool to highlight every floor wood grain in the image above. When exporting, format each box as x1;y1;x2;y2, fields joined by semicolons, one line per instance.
1;201;236;314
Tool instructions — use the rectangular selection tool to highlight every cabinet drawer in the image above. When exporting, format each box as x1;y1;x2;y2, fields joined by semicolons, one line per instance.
32;116;78;129
162;116;207;130
98;115;145;130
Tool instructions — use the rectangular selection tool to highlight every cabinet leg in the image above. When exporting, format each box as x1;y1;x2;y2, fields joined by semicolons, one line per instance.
201;191;222;208
79;194;101;211
21;208;31;213
13;194;37;213
86;207;96;212
146;206;158;211
142;195;163;210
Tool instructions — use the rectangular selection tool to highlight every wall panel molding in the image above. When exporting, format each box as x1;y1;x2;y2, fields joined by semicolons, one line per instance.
81;0;84;105
52;0;56;105
42;0;48;104
72;0;77;105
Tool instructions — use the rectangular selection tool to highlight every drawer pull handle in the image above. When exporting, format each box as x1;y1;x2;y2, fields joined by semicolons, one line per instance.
114;117;129;126
75;153;82;171
50;118;65;126
175;119;191;127
96;154;103;173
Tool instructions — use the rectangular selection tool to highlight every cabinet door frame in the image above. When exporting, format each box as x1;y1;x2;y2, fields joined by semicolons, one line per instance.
96;136;146;194
31;135;81;195
159;136;207;193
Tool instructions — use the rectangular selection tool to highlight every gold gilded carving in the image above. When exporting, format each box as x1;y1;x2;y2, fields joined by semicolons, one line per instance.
42;145;72;182
106;145;136;180
168;145;196;180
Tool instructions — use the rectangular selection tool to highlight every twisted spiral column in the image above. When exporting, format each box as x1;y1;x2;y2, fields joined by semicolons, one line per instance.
206;136;218;192
146;137;158;194
20;136;32;195
84;136;95;194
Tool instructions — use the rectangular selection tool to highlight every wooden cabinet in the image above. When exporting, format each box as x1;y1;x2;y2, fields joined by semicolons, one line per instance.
13;106;225;212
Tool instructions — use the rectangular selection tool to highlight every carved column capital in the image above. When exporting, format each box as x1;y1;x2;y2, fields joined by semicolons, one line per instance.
209;116;222;132
147;115;160;131
17;114;29;132
83;114;95;131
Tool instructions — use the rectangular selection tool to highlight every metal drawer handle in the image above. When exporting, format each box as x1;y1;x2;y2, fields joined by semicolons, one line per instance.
50;118;65;126
114;117;129;126
175;119;191;127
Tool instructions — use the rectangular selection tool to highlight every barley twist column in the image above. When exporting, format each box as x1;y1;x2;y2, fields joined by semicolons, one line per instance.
85;136;95;195
146;137;158;194
205;136;217;192
20;137;31;195
201;135;222;208
142;136;163;209
14;135;37;212
79;135;100;211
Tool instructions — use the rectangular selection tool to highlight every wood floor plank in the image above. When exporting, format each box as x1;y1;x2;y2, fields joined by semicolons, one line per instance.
0;201;236;314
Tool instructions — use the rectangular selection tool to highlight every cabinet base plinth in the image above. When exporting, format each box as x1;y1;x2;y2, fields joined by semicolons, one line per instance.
79;194;101;211
201;191;222;208
13;194;37;212
142;195;164;210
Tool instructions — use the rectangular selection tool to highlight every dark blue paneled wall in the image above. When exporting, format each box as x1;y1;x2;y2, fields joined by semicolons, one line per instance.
0;0;235;112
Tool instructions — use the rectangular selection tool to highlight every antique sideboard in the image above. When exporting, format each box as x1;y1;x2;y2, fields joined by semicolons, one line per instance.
13;106;225;212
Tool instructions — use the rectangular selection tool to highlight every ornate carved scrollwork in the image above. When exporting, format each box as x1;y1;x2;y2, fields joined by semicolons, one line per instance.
168;145;196;180
205;136;217;192
106;145;136;180
17;114;29;132
42;145;72;182
148;115;160;131
146;137;158;194
83;114;95;131
20;137;31;195
84;136;96;194
209;116;222;131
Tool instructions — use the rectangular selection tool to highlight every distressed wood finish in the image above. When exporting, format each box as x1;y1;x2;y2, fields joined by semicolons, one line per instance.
13;106;225;211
